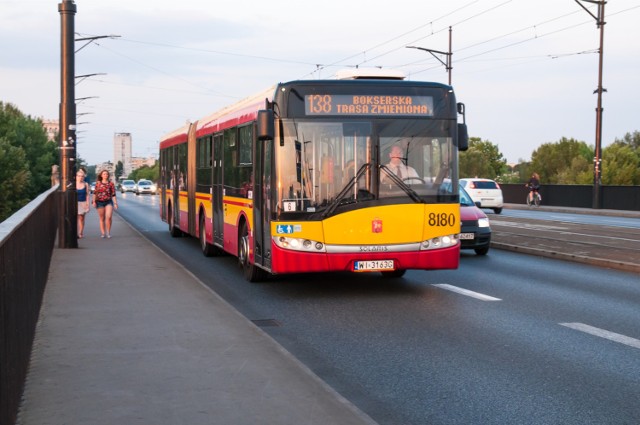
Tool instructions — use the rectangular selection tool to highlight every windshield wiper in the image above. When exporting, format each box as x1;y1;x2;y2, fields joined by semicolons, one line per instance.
379;165;424;203
322;163;372;218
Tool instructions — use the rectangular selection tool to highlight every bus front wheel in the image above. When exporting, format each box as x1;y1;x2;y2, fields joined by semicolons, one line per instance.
168;204;182;237
200;215;217;257
239;222;268;282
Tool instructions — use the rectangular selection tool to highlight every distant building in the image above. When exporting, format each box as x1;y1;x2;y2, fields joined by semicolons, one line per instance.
41;118;59;142
95;161;114;179
131;156;157;171
113;132;132;178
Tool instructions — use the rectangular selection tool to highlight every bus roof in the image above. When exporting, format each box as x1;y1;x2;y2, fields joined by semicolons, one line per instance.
159;122;190;147
195;86;276;137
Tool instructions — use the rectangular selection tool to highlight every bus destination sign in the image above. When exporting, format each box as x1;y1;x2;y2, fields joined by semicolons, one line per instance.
305;95;434;116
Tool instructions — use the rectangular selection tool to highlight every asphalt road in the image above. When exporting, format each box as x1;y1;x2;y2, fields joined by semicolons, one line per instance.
488;204;640;273
117;195;640;425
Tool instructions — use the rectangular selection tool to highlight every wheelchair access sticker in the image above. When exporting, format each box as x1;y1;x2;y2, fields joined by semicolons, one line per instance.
276;224;302;234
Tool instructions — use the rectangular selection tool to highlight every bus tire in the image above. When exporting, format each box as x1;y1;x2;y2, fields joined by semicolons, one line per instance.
200;214;217;257
239;222;268;282
168;204;182;237
381;269;406;278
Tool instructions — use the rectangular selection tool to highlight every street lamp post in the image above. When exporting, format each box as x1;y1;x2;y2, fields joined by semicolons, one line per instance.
58;0;77;248
576;0;607;209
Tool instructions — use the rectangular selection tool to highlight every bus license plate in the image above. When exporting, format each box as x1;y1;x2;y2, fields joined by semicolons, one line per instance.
354;260;394;272
459;233;474;240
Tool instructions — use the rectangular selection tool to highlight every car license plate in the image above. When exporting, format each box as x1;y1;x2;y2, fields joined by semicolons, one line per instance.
354;260;394;272
459;233;475;240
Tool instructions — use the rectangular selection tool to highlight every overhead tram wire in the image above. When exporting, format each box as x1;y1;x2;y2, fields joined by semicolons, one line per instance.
353;0;514;69
453;5;639;66
299;0;482;78
315;1;637;80
402;2;587;75
85;40;237;99
105;35;317;67
313;0;515;76
409;3;639;77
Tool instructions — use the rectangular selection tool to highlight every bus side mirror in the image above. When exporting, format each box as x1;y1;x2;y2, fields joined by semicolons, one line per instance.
456;102;468;151
457;123;469;152
257;109;274;141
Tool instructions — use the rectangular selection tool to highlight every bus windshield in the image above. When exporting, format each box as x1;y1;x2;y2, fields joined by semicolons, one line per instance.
277;117;456;215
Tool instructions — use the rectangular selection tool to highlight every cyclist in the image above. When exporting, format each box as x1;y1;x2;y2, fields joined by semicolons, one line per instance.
526;172;541;205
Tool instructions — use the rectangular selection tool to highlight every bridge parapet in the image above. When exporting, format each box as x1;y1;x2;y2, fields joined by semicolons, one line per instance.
0;186;59;425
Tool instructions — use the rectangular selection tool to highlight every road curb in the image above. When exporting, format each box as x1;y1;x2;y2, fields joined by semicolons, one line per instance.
491;242;640;274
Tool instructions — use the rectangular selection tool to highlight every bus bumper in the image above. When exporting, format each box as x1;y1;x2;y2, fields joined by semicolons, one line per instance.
270;243;460;274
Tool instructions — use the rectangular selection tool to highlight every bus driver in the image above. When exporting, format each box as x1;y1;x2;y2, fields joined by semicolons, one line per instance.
381;145;419;183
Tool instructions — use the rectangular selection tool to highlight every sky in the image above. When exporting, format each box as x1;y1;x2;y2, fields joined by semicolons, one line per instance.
2;0;639;166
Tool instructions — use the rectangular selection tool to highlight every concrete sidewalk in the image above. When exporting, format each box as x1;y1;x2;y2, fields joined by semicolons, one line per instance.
17;212;376;425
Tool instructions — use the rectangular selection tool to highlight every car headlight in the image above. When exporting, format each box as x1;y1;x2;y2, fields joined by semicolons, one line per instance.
478;218;490;228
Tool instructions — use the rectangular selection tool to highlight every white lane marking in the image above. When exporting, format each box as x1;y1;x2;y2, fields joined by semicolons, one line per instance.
557;231;640;243
490;220;567;231
432;284;502;301
560;322;640;350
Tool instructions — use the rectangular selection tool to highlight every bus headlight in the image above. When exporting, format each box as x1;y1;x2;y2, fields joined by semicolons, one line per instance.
274;236;326;252
420;234;459;251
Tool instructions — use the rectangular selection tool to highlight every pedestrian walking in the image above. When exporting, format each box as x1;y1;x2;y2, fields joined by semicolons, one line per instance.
76;168;90;238
92;169;118;238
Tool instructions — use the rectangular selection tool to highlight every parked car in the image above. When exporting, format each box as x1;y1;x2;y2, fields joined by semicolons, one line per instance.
90;182;96;194
459;186;491;255
135;179;157;195
459;178;504;214
121;179;136;193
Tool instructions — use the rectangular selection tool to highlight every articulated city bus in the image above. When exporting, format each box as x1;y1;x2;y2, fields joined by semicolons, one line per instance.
159;70;468;281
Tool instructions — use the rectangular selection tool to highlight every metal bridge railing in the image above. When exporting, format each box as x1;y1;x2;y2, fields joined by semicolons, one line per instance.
0;186;59;425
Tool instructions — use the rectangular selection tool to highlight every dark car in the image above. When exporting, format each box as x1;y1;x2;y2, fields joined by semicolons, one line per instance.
459;186;492;255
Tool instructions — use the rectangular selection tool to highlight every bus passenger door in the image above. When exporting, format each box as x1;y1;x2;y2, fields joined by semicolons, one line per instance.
253;138;272;270
212;133;224;247
160;148;167;221
170;146;180;229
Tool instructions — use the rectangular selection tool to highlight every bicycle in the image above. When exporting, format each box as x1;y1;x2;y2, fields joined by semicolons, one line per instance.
526;185;541;207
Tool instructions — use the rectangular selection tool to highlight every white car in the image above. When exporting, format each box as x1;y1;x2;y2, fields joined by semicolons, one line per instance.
459;178;504;214
120;180;136;193
135;180;157;195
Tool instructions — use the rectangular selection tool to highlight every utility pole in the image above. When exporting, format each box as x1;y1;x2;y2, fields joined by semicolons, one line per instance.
407;26;453;85
58;0;77;248
576;0;606;209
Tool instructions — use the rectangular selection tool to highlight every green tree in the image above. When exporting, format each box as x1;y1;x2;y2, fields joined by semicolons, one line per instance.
459;137;507;180
556;156;592;185
602;141;640;185
0;102;57;200
530;137;592;184
615;131;640;150
115;161;124;180
0;102;58;221
129;161;159;182
0;138;31;221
